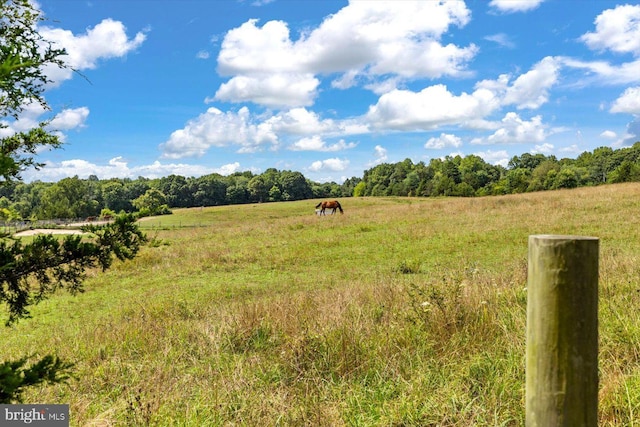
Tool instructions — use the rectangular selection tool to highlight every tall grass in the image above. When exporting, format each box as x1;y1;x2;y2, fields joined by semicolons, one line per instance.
2;184;640;425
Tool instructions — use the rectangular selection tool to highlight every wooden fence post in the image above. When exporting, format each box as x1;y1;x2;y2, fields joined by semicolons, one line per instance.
526;235;599;426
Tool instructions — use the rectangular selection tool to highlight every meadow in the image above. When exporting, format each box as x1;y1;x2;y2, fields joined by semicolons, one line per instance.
2;184;640;426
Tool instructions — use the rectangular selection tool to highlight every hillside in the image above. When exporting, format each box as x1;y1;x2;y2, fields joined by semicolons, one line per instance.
2;184;640;425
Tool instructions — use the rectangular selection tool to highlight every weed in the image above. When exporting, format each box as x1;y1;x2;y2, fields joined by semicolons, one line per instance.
395;259;422;274
147;236;170;247
406;272;467;334
123;386;158;426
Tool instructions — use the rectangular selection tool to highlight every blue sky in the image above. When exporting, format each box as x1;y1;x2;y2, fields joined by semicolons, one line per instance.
7;0;640;183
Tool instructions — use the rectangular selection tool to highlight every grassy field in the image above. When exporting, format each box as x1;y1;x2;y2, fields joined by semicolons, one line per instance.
2;184;640;426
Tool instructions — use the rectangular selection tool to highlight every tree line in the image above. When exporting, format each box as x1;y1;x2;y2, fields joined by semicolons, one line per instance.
355;143;640;197
3;143;640;221
0;169;361;220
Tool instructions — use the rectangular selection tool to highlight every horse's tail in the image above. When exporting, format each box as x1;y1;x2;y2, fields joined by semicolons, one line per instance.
315;202;322;209
336;201;343;214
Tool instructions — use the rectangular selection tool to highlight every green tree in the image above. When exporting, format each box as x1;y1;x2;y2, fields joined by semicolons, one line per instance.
158;174;193;208
459;155;497;192
552;166;580;189
225;174;250;204
247;175;269;203
268;184;282;202
226;183;248;204
37;176;100;219
0;197;19;220
402;171;420;196
504;168;531;194
340;177;360;197
415;161;436;197
310;181;333;199
132;188;170;216
430;171;456;196
609;160;640;183
454;182;475;197
0;0;145;403
363;163;393;196
528;159;560;192
353;181;366;197
0;128;61;182
508;153;548;171
194;174;227;206
0;2;65;118
279;170;312;201
102;180;131;213
576;148;615;185
9;180;49;219
388;158;413;196
123;178;150;206
261;168;281;192
0;0;67;183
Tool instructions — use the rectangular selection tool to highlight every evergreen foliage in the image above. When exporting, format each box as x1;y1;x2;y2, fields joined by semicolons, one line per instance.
0;0;145;403
0;355;73;404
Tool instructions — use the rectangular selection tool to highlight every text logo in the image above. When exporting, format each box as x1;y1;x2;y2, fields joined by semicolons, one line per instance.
0;405;69;426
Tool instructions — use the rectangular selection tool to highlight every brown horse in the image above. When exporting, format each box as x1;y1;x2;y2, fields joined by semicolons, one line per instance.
315;200;343;215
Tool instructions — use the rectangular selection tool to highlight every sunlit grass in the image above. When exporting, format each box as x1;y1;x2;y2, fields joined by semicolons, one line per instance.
2;186;640;425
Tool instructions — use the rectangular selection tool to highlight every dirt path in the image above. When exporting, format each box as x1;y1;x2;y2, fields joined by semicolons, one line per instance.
13;228;85;237
12;220;114;237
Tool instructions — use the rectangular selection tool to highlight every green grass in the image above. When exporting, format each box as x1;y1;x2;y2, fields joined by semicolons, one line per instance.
2;187;640;425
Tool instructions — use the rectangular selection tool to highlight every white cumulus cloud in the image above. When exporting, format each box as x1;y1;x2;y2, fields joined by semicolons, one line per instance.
366;84;498;131
502;57;560;109
0;104;89;142
532;143;554;154
214;73;320;108
486;113;546;144
559;57;640;86
264;108;336;135
425;133;463;149
474;149;510;167
22;157;240;182
40;18;147;85
470;113;547;145
489;0;546;14
215;1;476;107
580;4;640;56
160;107;278;158
289;136;356;152
160;106;368;159
611;87;640;114
309;158;349;172
368;145;389;166
49;107;90;130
